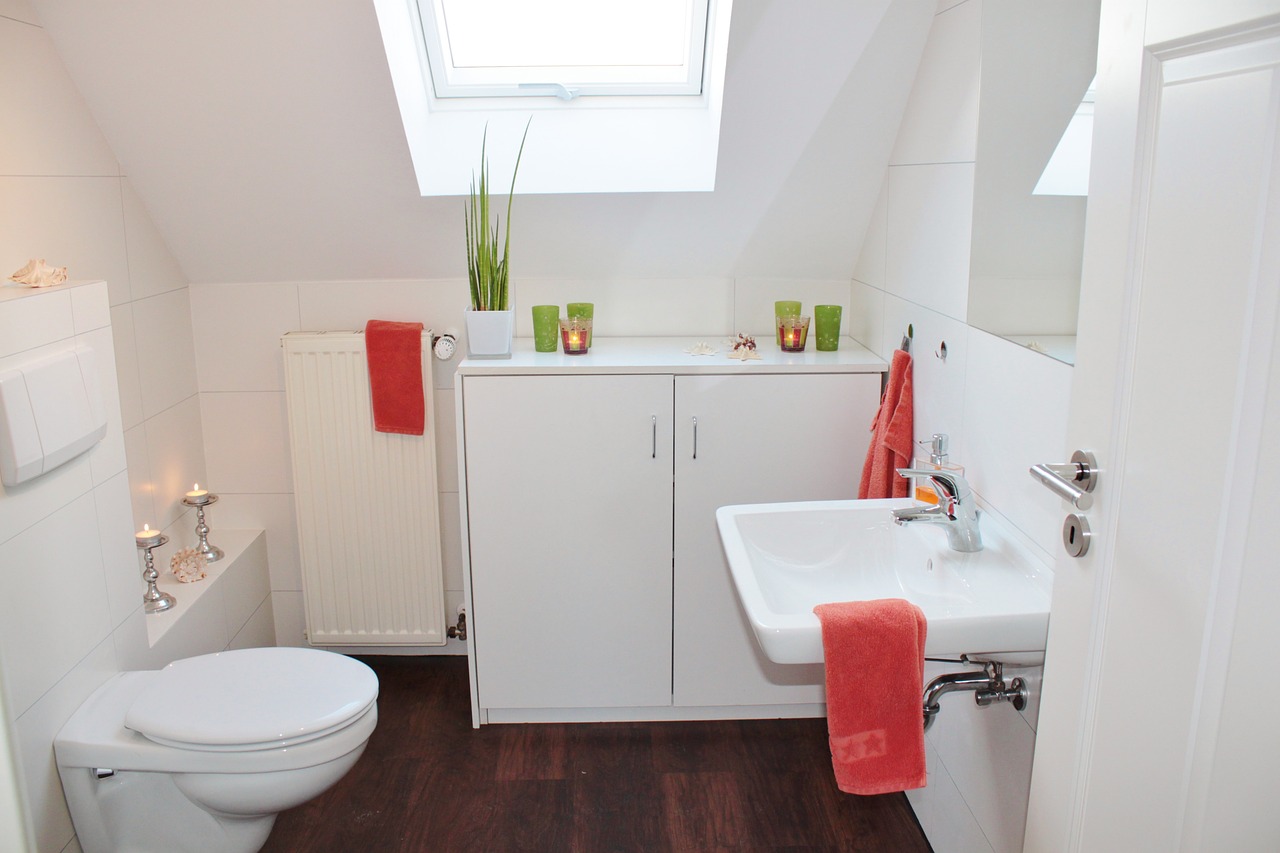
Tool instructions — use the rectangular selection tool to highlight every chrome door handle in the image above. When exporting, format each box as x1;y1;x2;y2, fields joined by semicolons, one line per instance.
692;417;698;460
651;415;657;459
1029;450;1097;510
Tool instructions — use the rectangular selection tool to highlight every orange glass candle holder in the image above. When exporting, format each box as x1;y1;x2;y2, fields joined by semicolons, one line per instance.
778;315;810;352
560;316;592;355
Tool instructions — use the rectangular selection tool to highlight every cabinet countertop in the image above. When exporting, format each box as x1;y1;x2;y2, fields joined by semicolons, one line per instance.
457;336;888;375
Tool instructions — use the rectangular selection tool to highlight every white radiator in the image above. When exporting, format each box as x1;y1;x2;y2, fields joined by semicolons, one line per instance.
281;330;446;646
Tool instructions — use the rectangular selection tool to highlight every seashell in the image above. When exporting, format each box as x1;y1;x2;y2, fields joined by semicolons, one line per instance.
9;258;68;288
170;547;208;583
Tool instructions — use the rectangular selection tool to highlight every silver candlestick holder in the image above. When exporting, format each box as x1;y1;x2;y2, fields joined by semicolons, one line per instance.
181;492;224;563
136;534;176;614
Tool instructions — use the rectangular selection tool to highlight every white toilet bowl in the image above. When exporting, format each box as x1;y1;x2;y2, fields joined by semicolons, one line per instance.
54;647;378;853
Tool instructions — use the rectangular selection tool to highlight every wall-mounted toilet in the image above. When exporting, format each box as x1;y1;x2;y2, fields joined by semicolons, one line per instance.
54;647;378;853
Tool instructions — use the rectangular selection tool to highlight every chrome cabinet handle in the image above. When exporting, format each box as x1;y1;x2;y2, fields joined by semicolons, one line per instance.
651;415;657;459
1029;450;1098;511
692;417;698;460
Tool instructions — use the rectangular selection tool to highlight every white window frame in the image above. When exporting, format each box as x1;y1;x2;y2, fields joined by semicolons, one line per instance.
374;0;733;196
416;0;710;100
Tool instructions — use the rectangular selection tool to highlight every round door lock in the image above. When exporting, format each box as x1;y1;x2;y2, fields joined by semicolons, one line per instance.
1062;513;1091;558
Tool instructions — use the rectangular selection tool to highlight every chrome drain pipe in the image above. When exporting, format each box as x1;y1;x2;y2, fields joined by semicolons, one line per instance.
923;658;1028;732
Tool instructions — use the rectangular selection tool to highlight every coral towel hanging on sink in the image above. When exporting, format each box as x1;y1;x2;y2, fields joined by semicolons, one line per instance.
814;598;927;795
364;320;425;435
859;349;913;499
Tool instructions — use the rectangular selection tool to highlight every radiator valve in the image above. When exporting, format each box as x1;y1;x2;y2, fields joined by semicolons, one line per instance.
447;609;467;641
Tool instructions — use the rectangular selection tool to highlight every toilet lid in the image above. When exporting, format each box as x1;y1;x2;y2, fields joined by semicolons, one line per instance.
124;648;378;750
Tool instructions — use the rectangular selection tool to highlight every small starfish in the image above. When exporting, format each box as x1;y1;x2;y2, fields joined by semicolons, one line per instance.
684;341;717;356
727;347;762;361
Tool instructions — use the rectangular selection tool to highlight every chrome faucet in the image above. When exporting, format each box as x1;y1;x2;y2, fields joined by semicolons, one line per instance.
892;469;983;552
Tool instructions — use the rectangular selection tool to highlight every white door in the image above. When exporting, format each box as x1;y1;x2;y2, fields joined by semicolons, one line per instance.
1026;2;1280;850
463;374;675;710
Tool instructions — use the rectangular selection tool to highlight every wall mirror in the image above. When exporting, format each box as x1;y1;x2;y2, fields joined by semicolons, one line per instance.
966;0;1101;365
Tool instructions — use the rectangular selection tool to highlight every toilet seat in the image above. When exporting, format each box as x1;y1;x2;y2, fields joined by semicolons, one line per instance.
124;647;379;752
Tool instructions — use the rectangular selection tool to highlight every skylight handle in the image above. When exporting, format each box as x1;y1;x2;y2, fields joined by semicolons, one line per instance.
517;83;581;101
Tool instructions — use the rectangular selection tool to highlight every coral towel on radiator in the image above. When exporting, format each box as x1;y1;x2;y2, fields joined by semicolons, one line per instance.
814;598;927;795
364;320;425;435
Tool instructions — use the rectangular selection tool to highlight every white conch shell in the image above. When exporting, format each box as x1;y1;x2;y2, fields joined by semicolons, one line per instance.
9;258;68;288
170;547;208;583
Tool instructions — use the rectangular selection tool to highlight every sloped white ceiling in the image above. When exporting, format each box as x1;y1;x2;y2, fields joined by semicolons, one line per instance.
31;0;932;284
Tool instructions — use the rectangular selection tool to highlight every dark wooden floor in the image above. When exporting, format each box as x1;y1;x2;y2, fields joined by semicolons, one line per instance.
263;656;932;852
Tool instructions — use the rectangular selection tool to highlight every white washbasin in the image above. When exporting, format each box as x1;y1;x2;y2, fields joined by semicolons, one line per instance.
716;498;1052;664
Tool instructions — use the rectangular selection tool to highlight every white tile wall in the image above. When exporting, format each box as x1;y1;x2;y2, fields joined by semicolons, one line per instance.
199;392;291;494
132;289;199;419
120;180;187;302
852;178;888;290
0;1;38;26
0;493;111;714
142;395;208;528
190;283;299;392
211;493;301;592
92;471;143;631
514;277;736;338
891;0;981;166
731;278;853;337
886;163;975;322
109;304;143;429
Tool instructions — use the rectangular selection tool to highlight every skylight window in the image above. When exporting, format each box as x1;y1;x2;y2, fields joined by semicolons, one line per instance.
420;0;708;99
374;0;733;195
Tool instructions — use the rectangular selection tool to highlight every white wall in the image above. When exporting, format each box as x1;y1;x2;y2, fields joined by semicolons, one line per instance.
0;5;272;850
851;1;1072;850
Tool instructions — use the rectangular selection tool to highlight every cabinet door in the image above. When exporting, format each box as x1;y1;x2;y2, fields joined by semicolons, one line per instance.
673;373;881;707
464;374;674;710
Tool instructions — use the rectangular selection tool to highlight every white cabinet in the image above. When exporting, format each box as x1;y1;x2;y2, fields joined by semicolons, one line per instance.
462;374;675;710
672;373;880;707
457;339;885;722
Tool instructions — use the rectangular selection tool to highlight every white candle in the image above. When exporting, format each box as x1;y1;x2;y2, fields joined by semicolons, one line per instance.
135;524;162;548
186;483;210;505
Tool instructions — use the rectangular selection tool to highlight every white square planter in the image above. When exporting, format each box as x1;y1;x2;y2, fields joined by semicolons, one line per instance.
464;308;515;359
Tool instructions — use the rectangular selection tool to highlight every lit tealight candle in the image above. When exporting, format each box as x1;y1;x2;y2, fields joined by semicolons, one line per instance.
135;524;162;549
185;483;211;505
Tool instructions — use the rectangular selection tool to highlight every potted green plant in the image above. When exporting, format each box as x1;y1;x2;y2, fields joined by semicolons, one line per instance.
463;123;529;358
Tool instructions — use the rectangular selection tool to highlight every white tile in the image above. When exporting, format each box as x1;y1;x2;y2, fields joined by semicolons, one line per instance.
0;21;119;177
113;584;229;670
60;834;83;853
209;493;301;591
848;280;886;356
296;278;469;335
853;175;888;290
219;532;270;640
883;295;970;453
76;326;127;486
514;278;735;338
120;179;187;301
886;163;974;322
0;494;112;715
228;596;277;650
438;492;463;593
122;423;155;531
960;329;1071;554
270;590;308;648
12;636;117;853
0;286;73;359
433;390;458;493
143;395;207;528
906;734;994;853
890;0;981;166
199;392;291;494
190;283;299;392
0;450;93;549
92;471;142;631
110;304;143;430
0;1;39;25
69;281;109;333
731;278;853;338
131;289;198;419
930;670;1036;853
0;178;131;308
